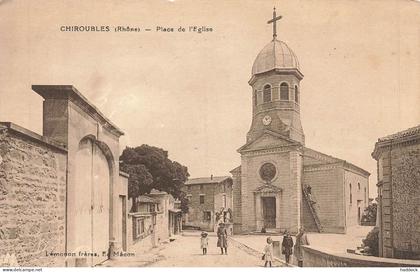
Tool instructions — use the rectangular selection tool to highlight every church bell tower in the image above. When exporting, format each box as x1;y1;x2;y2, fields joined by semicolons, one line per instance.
246;8;305;145
236;8;304;234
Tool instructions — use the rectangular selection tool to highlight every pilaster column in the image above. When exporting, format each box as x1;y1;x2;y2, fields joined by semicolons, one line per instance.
255;194;263;230
275;193;281;230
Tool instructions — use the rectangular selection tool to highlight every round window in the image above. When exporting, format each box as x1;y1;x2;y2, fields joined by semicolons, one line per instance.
259;162;276;182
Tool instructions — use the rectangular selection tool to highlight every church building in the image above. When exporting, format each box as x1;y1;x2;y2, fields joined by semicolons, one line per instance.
231;9;370;235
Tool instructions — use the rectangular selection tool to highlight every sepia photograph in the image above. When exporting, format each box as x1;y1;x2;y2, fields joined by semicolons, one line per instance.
0;0;419;269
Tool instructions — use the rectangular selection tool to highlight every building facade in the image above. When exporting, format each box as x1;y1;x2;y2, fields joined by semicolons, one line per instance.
127;190;182;254
231;10;369;235
0;85;129;266
183;176;233;232
372;125;420;260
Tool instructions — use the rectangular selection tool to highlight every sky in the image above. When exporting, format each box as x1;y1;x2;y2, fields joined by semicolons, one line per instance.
1;0;419;198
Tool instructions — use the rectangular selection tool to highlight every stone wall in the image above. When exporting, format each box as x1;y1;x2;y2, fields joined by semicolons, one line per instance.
390;144;420;258
0;124;67;266
373;127;420;260
302;246;420;267
377;142;420;259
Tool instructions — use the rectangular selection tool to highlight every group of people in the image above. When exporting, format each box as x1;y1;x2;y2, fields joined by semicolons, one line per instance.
262;227;309;267
200;223;309;267
200;222;228;255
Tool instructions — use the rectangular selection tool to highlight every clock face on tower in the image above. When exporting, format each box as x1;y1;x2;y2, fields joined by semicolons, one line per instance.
262;115;272;126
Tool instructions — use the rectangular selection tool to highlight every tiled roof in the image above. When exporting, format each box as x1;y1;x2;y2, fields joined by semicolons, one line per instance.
303;147;370;177
378;124;420;142
185;176;231;185
303;147;342;164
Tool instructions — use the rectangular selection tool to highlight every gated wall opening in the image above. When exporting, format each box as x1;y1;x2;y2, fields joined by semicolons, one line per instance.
68;136;114;266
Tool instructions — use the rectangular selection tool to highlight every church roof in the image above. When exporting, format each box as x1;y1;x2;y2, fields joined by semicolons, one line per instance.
303;147;370;177
185;176;232;185
252;39;300;75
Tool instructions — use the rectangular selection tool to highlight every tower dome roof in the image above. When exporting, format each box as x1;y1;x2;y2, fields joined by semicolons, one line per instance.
252;39;300;75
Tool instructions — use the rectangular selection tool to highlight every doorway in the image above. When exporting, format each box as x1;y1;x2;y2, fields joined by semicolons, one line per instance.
262;197;276;229
357;200;362;225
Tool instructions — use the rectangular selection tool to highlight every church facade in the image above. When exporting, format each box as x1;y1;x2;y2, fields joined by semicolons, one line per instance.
231;10;370;235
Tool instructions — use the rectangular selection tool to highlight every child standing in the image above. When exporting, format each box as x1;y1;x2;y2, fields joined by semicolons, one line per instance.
263;237;274;267
201;232;209;255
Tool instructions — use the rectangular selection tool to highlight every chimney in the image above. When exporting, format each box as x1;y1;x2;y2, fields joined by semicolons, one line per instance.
210;174;213;180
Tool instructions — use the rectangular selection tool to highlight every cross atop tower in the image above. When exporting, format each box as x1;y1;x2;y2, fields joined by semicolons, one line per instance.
267;7;282;40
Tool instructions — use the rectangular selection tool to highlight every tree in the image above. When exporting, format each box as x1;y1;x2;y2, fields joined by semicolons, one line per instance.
123;164;153;198
362;226;379;256
179;191;190;214
361;203;377;226
120;144;190;211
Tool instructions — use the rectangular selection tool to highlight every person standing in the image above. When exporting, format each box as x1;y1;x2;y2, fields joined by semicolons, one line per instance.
200;232;209;255
281;230;294;264
262;237;274;267
216;222;228;255
294;227;309;267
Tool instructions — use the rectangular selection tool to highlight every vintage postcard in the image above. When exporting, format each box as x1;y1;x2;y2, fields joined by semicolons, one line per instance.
0;0;419;269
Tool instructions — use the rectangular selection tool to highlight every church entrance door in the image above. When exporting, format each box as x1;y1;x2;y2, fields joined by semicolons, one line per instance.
262;197;276;229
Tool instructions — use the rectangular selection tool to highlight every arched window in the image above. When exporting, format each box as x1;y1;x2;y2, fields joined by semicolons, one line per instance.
294;85;299;103
280;82;289;100
350;183;352;204
263;85;271;103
